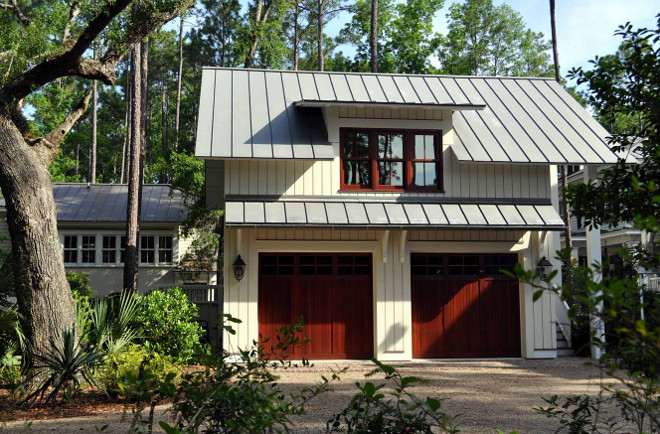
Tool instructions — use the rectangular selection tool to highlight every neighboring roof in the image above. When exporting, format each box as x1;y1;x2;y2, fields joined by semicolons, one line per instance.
52;184;188;223
224;200;565;230
196;68;618;165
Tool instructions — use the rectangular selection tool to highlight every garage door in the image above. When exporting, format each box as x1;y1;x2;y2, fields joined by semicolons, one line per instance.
258;253;373;359
412;254;521;358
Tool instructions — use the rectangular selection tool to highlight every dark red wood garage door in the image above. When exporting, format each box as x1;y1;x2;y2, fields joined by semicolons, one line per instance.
259;253;373;359
412;254;521;358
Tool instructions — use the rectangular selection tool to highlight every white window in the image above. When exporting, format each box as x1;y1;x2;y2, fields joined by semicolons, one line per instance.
158;236;173;264
102;236;117;264
140;235;155;264
81;235;96;264
63;235;78;264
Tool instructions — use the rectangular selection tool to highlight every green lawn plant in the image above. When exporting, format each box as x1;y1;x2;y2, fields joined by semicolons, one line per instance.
133;287;204;363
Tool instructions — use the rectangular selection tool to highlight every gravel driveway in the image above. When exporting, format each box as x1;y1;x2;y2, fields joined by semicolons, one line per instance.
1;357;609;433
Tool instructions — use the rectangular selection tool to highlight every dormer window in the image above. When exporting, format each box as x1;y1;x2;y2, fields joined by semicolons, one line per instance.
340;129;442;192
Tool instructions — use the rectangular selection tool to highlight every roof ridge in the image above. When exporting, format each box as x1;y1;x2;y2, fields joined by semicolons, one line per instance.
201;66;556;81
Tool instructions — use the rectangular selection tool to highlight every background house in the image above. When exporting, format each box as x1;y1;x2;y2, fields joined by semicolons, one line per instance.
197;68;617;361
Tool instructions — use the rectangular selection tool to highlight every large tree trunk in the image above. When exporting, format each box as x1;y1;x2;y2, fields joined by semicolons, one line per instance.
89;43;98;183
123;45;142;292
121;58;133;184
370;0;377;73
0;115;76;364
174;15;183;151
317;0;324;71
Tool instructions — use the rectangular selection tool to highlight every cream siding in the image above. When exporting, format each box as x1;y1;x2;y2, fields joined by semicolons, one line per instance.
215;107;551;202
223;227;557;360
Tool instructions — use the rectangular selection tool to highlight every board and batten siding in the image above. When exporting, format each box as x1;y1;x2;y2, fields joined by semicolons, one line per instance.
223;227;557;360
213;107;551;202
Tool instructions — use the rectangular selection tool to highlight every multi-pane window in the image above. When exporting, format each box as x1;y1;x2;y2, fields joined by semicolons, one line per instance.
377;133;404;187
102;236;117;263
140;235;155;264
411;134;439;188
63;235;78;264
342;132;370;188
340;129;442;191
158;236;173;264
81;235;96;263
61;233;174;265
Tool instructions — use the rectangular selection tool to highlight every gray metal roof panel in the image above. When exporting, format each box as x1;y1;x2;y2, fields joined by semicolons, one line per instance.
244;202;265;223
305;202;327;224
196;69;618;164
225;201;243;224
284;202;307;223
51;184;188;223
442;204;468;225
365;203;389;224
403;204;428;224
516;205;544;226
460;204;487;225
479;204;506;226
535;205;565;226
345;202;369;224
498;205;525;225
384;203;408;224
264;202;286;223
422;204;448;225
325;202;348;224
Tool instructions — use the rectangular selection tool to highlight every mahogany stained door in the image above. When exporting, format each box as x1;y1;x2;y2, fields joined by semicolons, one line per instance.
258;253;373;359
411;254;521;358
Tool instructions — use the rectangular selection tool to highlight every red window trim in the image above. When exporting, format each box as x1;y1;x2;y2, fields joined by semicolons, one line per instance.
339;128;444;192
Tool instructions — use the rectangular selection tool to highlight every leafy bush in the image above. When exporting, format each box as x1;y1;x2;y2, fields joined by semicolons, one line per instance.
134;287;203;362
88;290;140;355
100;345;178;399
327;359;460;433
163;315;341;433
66;271;93;299
0;344;23;397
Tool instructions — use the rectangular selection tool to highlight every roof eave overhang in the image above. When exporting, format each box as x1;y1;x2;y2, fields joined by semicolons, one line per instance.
226;223;563;231
294;100;485;111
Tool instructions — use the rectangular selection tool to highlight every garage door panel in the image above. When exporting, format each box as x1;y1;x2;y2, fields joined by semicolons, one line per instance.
259;253;373;360
443;280;481;357
258;276;294;355
412;279;445;358
412;254;520;358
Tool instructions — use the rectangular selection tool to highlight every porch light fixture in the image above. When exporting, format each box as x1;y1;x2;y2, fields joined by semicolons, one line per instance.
233;255;246;282
536;256;553;280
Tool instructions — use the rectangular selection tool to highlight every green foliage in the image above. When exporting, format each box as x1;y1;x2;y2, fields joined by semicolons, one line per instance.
22;328;105;405
163;315;342;433
0;247;15;309
66;271;92;299
565;16;660;241
87;290;141;355
134;287;204;362
0;344;23;397
327;359;460;433
438;0;551;76
100;344;178;399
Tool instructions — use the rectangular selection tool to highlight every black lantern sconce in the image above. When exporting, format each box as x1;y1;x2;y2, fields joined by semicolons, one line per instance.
233;255;246;282
536;256;553;280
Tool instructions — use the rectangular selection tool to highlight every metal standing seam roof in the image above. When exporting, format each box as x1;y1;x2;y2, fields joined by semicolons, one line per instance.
224;200;565;230
196;67;618;165
52;184;188;222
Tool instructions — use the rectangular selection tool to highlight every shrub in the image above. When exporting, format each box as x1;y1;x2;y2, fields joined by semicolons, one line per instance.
327;359;460;433
134;287;203;362
100;345;178;399
66;271;93;299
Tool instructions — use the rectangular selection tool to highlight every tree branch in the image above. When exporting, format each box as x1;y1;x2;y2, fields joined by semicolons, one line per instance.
0;0;31;25
0;0;194;110
32;86;93;165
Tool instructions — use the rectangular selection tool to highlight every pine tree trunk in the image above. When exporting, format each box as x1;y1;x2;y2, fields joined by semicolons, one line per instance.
549;0;572;264
370;0;378;73
123;46;142;293
122;58;133;185
75;143;80;176
89;43;98;183
0;115;76;364
174;15;183;151
317;0;324;71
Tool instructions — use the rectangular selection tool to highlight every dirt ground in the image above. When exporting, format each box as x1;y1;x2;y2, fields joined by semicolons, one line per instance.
1;357;614;433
